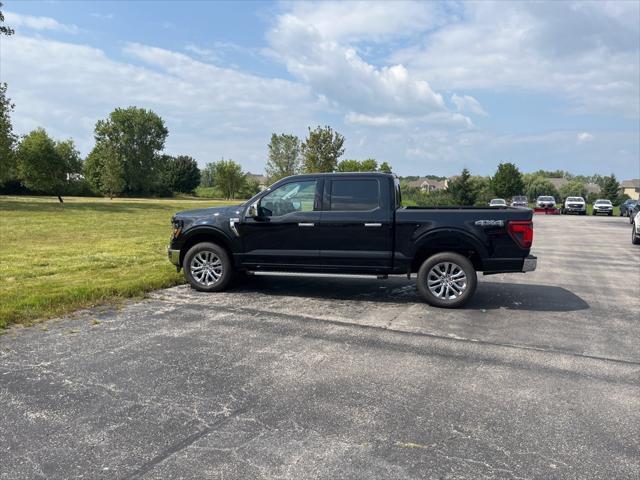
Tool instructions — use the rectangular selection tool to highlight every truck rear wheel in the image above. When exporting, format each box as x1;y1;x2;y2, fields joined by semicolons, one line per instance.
417;252;477;308
183;242;233;292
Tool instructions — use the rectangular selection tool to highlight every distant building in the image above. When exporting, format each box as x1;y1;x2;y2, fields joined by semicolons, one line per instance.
620;179;640;200
405;178;447;192
246;173;268;191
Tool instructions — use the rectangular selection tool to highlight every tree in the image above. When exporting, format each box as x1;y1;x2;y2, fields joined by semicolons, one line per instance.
379;161;392;173
360;159;378;171
471;177;495;206
301;125;344;173
601;174;621;204
523;175;559;200
0;2;15;36
559;179;587;200
337;159;363;172
101;153;126;199
336;158;380;172
491;162;524;198
209;159;246;199
447;168;476;205
159;155;200;194
55;139;83;176
16;128;70;196
266;133;300;183
199;164;214;188
93;107;168;195
0;83;17;184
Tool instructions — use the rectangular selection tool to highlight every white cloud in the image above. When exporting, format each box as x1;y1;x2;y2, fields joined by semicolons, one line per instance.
451;94;488;116
4;11;80;34
577;132;594;144
267;10;468;127
283;1;449;43
390;1;640;118
345;113;408;127
1;34;320;172
184;44;219;63
90;13;115;21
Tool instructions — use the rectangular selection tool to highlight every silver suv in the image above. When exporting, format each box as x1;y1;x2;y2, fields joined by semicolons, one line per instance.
592;199;613;216
536;196;556;209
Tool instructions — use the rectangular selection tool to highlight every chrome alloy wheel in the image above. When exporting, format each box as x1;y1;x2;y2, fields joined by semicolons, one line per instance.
426;262;468;300
190;251;223;286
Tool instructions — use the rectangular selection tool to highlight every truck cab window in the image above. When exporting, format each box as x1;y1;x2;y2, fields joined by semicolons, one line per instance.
259;181;317;217
330;179;379;211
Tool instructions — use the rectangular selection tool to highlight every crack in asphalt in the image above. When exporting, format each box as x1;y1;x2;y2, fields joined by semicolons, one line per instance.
119;406;249;480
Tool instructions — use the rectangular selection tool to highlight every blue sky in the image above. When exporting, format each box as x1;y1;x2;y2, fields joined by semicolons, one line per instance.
2;1;639;179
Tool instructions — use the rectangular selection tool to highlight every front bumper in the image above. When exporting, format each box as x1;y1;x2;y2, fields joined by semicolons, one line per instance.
522;255;537;272
168;246;181;267
594;208;613;213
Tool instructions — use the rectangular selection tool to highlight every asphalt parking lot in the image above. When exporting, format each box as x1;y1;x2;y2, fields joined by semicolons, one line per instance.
1;214;639;479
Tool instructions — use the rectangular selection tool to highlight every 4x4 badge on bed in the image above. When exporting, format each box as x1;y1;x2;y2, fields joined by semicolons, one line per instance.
475;220;504;227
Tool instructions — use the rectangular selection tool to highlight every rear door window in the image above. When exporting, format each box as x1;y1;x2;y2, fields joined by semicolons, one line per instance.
329;179;379;211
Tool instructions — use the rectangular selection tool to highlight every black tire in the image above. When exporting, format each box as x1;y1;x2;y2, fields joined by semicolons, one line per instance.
633;223;640;245
183;242;233;292
608;212;613;216
416;252;477;308
592;211;596;215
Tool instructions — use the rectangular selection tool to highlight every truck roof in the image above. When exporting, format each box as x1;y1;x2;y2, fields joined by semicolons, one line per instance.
282;172;395;179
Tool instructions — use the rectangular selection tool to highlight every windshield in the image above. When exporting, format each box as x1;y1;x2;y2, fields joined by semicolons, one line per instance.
595;200;612;205
490;199;506;204
567;197;584;202
539;196;554;201
512;196;527;201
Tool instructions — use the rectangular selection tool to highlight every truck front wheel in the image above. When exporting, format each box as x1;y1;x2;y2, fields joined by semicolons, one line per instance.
417;252;477;308
183;242;233;292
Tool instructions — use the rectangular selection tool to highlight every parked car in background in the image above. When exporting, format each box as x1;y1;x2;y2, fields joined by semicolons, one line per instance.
562;196;586;215
592;199;613;216
489;198;507;207
632;211;640;245
620;199;637;217
630;202;640;224
511;196;528;208
536;196;556;208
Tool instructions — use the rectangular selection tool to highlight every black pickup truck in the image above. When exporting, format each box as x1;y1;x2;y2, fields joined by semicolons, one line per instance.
168;172;536;307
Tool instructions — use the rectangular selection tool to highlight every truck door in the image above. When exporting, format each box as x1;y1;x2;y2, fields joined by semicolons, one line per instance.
239;179;323;268
318;177;393;271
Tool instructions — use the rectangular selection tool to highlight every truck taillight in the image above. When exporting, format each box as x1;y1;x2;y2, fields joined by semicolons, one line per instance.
508;220;533;249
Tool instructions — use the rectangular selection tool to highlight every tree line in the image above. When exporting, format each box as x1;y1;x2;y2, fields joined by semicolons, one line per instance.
402;163;625;207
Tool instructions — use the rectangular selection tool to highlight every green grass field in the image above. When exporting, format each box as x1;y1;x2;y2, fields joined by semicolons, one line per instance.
0;195;235;328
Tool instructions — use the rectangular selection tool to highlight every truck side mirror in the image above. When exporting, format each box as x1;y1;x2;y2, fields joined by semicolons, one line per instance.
247;201;260;218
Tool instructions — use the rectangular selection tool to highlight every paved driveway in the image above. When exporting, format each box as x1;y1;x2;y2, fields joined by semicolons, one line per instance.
1;215;639;479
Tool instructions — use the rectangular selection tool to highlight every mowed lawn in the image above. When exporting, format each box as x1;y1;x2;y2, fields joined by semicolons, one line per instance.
0;196;235;328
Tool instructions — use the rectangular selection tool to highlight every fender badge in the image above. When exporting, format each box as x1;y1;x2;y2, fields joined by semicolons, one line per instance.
475;219;504;227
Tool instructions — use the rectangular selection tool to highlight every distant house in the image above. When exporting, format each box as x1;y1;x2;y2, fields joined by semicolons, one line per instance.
620;179;640;200
246;173;268;191
406;178;447;192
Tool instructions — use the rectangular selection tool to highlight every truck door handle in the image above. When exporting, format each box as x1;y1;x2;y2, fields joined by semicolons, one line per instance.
364;223;382;227
298;223;315;227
